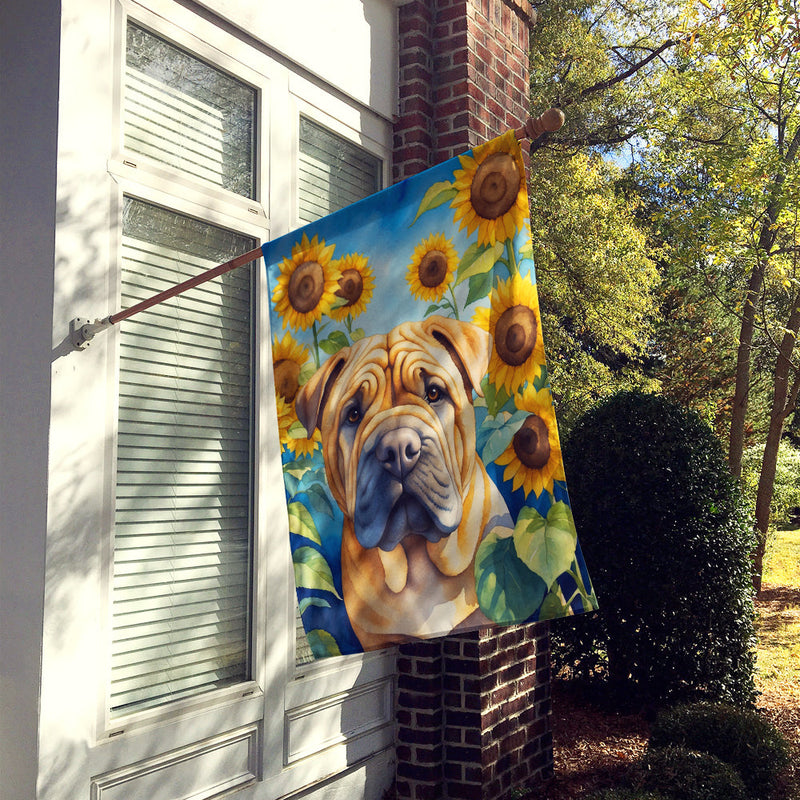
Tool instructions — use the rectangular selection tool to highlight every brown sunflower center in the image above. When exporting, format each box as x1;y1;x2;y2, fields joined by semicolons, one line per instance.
494;304;536;366
335;268;364;307
288;260;324;313
512;414;551;469
418;250;449;288
273;358;301;402
469;152;521;220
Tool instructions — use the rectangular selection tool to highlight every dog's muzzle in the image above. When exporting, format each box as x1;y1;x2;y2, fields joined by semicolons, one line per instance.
354;414;463;551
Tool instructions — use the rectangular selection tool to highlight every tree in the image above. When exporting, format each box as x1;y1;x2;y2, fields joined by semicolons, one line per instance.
526;0;676;424
634;0;800;589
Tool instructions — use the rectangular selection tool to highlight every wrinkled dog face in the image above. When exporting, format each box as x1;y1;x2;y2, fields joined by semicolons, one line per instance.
295;317;490;552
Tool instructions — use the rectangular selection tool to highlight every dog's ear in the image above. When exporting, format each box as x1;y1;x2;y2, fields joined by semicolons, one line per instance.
422;315;491;396
294;351;348;435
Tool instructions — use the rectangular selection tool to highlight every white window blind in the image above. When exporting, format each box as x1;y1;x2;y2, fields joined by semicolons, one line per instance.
294;118;382;664
125;23;256;199
110;198;255;715
298;116;382;224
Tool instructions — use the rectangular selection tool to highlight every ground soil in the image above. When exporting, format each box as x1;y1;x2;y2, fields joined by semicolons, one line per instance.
539;585;800;800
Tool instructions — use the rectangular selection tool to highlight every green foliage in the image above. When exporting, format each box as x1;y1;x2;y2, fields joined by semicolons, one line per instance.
741;439;800;527
586;789;668;800
474;502;596;624
649;702;790;799
554;391;757;707
630;746;748;800
526;0;669;426
529;151;661;427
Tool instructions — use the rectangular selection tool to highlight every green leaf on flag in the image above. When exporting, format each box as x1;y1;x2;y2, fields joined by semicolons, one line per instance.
410;181;458;225
481;375;514;416
299;359;317;386
455;241;504;286
305;482;335;518
293;546;342;598
306;629;342;658
319;330;349;355
474;529;546;623
288;501;321;544
465;268;495;307
298;596;332;615
539;588;569;620
513;503;577;590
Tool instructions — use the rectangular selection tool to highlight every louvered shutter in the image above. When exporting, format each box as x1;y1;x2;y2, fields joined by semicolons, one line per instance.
294;118;382;664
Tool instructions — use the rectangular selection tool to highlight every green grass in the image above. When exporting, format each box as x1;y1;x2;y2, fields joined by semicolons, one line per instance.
756;527;800;800
756;528;800;695
764;528;800;589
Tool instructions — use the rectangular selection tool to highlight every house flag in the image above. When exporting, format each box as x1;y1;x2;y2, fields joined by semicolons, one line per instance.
263;130;597;658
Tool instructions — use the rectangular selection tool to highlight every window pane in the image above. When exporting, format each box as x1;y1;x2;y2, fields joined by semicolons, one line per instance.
298;117;382;224
125;23;257;198
111;197;255;715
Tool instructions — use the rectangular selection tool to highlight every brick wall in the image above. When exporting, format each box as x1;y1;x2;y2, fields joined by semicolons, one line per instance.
392;3;552;798
393;0;535;182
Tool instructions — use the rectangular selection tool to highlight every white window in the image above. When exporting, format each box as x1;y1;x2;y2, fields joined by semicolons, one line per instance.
298;115;382;224
110;21;260;719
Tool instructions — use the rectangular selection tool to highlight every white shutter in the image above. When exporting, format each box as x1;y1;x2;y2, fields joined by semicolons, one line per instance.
124;23;256;199
294;117;383;664
111;198;255;716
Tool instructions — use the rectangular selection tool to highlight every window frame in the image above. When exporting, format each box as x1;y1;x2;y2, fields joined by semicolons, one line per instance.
101;1;273;739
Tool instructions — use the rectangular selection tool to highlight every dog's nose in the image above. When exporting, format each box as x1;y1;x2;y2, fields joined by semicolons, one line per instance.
376;428;421;479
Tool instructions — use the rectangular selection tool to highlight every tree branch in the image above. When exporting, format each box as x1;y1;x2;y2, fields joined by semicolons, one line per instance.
562;39;678;106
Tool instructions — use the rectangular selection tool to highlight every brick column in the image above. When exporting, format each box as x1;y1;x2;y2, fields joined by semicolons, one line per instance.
393;3;552;799
394;0;535;181
395;627;553;800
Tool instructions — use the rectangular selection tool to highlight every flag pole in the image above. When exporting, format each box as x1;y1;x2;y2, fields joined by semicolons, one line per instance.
69;108;564;350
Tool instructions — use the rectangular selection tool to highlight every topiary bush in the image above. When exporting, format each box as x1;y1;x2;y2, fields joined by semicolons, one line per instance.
630;746;748;800
553;391;757;707
649;701;790;799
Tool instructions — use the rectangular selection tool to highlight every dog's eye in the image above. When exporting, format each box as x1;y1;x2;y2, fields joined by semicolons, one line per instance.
425;384;445;404
345;405;362;425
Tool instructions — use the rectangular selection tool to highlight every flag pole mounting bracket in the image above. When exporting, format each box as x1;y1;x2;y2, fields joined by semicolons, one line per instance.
70;316;112;350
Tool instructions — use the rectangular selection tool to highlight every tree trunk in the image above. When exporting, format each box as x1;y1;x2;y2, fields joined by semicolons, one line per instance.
728;265;765;478
753;299;800;593
728;127;800;478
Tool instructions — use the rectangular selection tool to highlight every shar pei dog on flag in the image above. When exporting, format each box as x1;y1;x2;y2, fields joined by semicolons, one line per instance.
295;314;513;650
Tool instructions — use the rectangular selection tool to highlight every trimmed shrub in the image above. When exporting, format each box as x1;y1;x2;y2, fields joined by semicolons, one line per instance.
554;391;757;707
631;746;748;800
649;701;790;799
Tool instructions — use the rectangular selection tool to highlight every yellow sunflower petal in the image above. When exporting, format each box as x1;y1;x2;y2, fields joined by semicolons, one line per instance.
493;385;565;498
329;253;375;321
272;234;341;330
483;273;547;394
